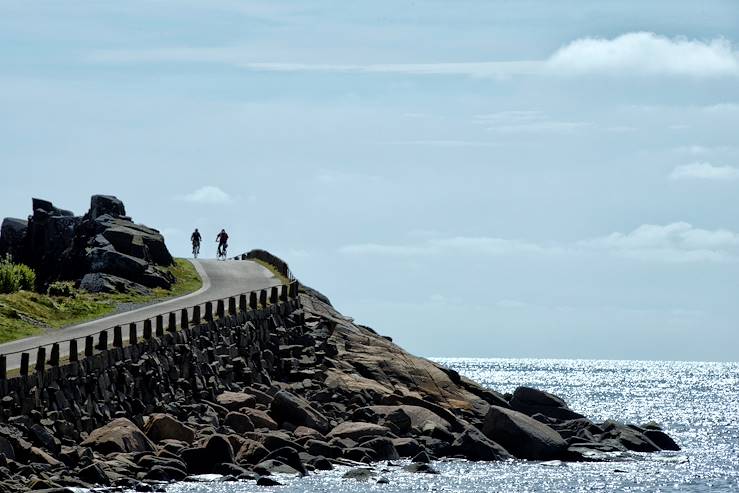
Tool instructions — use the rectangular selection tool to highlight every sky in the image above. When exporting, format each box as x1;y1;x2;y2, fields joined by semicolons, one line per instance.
2;1;739;362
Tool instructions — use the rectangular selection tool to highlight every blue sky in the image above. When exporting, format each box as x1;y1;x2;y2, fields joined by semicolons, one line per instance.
2;1;739;361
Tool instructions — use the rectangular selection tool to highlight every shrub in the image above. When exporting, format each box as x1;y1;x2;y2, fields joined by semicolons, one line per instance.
0;257;36;294
47;281;75;297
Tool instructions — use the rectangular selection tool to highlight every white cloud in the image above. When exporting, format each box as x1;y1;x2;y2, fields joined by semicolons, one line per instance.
475;110;590;133
669;162;739;181
580;222;739;262
547;32;739;77
90;32;739;79
177;185;233;204
339;236;562;257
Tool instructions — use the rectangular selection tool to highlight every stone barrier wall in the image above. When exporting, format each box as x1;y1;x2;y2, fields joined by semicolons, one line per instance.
0;282;303;434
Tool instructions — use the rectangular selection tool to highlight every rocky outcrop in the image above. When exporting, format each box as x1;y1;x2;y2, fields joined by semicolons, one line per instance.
0;257;680;491
0;195;174;290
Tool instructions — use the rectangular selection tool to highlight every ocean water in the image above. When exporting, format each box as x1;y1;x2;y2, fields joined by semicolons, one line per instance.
159;358;739;493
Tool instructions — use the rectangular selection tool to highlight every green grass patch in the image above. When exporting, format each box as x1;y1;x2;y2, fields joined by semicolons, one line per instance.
0;259;202;344
252;258;291;285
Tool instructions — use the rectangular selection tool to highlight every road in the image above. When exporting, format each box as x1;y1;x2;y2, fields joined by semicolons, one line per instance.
0;259;281;371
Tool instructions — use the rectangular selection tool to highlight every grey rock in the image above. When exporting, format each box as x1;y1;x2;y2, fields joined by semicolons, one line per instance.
482;406;568;460
79;273;151;295
270;390;330;433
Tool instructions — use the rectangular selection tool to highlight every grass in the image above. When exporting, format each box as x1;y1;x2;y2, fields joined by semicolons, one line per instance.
0;259;202;344
252;259;291;285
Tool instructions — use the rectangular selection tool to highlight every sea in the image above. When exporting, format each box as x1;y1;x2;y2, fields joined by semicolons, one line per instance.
148;358;739;493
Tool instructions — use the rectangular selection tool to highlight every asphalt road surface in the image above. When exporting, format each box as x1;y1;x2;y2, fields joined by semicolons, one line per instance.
0;259;281;371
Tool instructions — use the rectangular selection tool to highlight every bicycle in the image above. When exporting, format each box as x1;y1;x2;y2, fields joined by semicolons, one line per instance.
217;242;228;261
192;241;200;258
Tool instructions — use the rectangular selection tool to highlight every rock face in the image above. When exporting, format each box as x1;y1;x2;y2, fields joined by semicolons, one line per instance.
0;251;681;491
80;418;155;454
482;406;568;460
0;195;174;290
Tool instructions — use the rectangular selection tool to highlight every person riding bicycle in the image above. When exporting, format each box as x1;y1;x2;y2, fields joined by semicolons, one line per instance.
216;229;229;258
190;228;202;257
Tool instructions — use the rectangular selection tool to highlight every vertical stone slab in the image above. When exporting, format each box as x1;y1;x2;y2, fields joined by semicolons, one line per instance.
69;339;78;362
270;286;279;305
216;300;225;319
192;305;201;325
20;353;29;376
156;315;164;334
0;355;5;380
49;343;60;366
129;323;138;345
205;302;213;321
259;290;267;308
144;319;152;340
280;285;288;302
249;292;258;310
239;294;247;312
97;331;108;350
35;347;46;373
167;312;177;332
113;326;123;348
228;297;237;315
181;308;189;329
85;336;94;356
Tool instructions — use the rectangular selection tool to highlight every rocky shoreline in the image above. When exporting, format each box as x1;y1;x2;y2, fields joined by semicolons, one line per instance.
0;281;680;492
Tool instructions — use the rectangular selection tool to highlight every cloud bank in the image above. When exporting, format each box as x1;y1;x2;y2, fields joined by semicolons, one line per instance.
670;162;739;181
91;32;739;78
547;32;739;77
342;223;739;263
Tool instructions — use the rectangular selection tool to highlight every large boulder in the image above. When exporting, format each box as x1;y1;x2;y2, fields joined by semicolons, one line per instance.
0;218;28;261
80;273;151;296
89;195;126;220
270;390;330;433
80;418;155;454
217;392;257;411
0;195;175;289
450;426;512;461
482;406;568;460
327;422;389;441
144;414;195;444
509;387;585;421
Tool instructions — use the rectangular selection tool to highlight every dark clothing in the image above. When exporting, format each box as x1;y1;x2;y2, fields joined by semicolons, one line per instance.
216;232;229;245
191;231;202;244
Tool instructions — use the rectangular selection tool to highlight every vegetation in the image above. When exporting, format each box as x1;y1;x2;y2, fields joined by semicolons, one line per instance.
0;256;36;294
252;258;291;285
0;259;201;344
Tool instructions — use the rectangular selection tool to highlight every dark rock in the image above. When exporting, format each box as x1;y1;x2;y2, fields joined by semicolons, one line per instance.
616;428;660;452
359;437;399;461
89;195;125;220
144;465;188;481
262;446;307;476
412;451;431;463
79;273;151;295
644;429;680;451
224;412;255;434
270;390;330;433
482;406;568;460
450;426;512;461
241;409;278;430
256;476;282;486
28;424;60;455
235;439;270;465
343;467;374;481
144;414;195;444
0;218;27;261
309;456;333;471
510;387;586;421
304;439;341;459
216;392;256;412
327;422;389;441
181;434;234;475
80;418;155;454
403;462;439;474
78;463;111;486
254;459;301;476
392;437;423;458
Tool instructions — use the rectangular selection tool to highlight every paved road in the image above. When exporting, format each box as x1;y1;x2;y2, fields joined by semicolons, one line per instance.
0;259;281;371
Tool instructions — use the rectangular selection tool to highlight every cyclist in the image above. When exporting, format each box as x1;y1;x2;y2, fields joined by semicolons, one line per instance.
190;228;202;258
216;229;229;259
